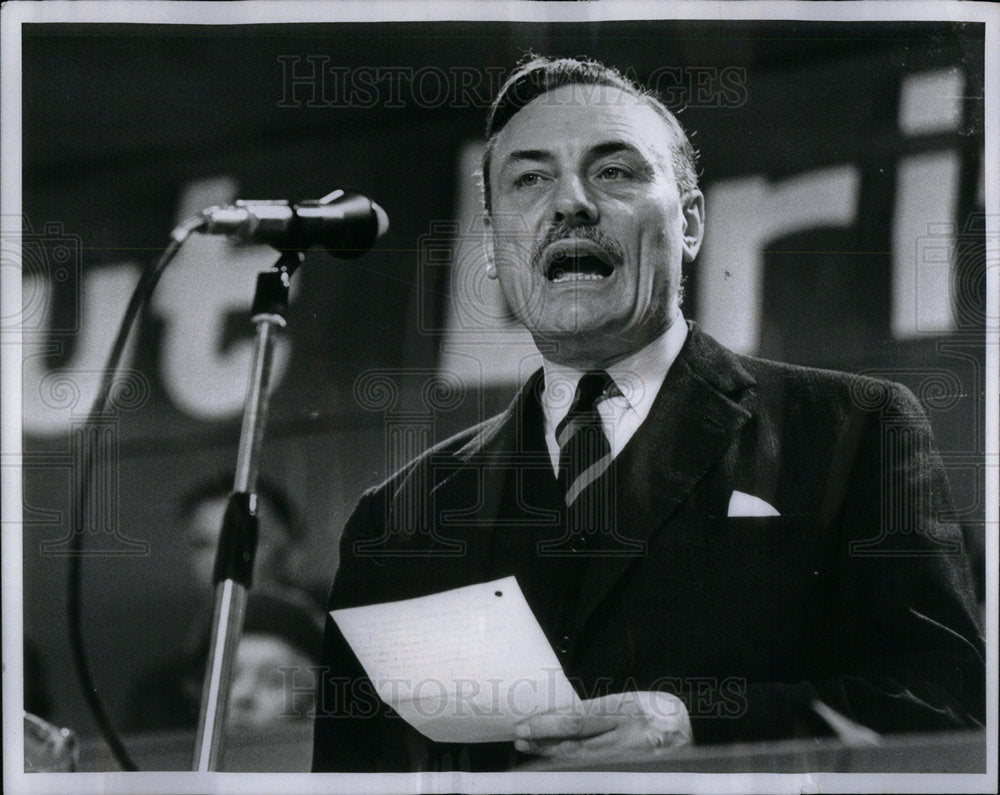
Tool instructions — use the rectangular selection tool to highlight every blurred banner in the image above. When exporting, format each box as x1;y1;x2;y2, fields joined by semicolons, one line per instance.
17;20;987;742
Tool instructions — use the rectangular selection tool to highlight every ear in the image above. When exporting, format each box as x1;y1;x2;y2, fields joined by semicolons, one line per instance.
680;189;705;264
483;212;498;279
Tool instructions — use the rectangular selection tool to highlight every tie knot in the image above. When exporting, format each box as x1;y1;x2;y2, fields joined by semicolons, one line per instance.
555;370;616;442
574;369;617;410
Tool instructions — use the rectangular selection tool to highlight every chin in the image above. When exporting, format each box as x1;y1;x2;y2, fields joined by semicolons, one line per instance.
532;323;626;356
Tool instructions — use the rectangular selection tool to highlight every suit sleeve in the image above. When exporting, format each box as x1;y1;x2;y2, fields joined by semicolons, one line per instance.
688;381;985;744
311;490;419;772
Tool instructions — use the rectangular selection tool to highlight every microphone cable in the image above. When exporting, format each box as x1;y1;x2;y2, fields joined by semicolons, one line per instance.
67;214;205;771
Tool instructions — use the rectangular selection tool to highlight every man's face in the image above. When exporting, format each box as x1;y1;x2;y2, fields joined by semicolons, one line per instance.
488;83;704;367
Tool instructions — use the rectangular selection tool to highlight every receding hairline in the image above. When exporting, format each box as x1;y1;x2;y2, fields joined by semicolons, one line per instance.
480;55;701;207
490;90;680;177
483;83;690;207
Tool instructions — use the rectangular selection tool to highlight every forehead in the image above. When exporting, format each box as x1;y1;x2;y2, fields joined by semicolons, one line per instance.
236;635;306;667
493;83;674;168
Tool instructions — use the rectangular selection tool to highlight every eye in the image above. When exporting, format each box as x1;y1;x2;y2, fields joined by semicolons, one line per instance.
596;165;632;181
513;172;548;188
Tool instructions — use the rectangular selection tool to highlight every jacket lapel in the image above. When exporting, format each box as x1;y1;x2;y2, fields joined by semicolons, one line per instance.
418;370;547;541
570;323;757;634
412;327;757;639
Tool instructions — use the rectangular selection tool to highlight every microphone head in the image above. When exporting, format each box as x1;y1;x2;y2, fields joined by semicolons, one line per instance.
371;202;390;238
291;190;388;258
197;189;387;258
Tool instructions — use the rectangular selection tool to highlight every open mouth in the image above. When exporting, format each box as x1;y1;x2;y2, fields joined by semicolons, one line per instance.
544;241;616;283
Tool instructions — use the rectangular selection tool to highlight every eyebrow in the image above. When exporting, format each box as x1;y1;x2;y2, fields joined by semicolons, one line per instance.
500;140;650;171
591;140;661;175
590;141;636;159
500;149;553;170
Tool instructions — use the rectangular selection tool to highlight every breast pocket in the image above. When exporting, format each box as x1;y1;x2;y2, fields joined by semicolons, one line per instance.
708;514;823;545
694;515;828;676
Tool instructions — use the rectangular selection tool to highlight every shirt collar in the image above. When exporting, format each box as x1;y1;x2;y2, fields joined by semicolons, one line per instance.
541;314;689;429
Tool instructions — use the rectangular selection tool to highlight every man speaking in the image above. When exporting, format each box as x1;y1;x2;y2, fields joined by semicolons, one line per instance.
312;56;984;772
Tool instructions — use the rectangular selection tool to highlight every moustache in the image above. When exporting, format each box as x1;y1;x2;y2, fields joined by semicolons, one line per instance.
529;224;624;273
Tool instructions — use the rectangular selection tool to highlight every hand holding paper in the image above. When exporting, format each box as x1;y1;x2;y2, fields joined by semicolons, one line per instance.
331;576;581;743
514;691;692;759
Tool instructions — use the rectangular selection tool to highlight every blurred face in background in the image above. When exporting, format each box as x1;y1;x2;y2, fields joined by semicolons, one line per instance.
185;495;287;590
226;634;314;730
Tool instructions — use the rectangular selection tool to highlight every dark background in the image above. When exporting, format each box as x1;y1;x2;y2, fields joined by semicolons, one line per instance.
18;20;987;754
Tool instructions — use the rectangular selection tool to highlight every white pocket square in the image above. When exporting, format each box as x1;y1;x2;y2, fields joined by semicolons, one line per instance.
727;491;780;517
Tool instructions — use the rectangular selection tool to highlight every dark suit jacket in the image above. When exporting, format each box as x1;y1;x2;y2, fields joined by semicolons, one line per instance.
313;323;984;772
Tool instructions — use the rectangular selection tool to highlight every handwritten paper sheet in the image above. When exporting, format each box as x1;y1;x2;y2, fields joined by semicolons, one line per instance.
331;576;581;743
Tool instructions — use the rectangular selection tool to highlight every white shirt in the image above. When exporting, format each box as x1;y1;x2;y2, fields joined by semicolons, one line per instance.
541;316;689;474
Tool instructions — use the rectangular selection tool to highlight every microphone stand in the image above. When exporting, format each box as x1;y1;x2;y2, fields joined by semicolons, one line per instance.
192;250;302;771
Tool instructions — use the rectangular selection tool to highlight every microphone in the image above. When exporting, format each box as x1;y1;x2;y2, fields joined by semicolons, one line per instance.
199;189;389;258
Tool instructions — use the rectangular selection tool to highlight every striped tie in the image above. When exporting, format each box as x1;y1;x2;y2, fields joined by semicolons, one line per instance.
556;370;617;507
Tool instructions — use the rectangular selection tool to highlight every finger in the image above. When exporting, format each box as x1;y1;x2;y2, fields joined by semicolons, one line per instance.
516;726;646;759
567;718;663;750
572;725;630;750
514;735;587;758
515;720;691;759
567;724;687;758
516;712;621;741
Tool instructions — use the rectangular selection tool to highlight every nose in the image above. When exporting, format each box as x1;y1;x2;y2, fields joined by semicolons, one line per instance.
552;174;598;227
228;697;258;729
228;675;256;720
